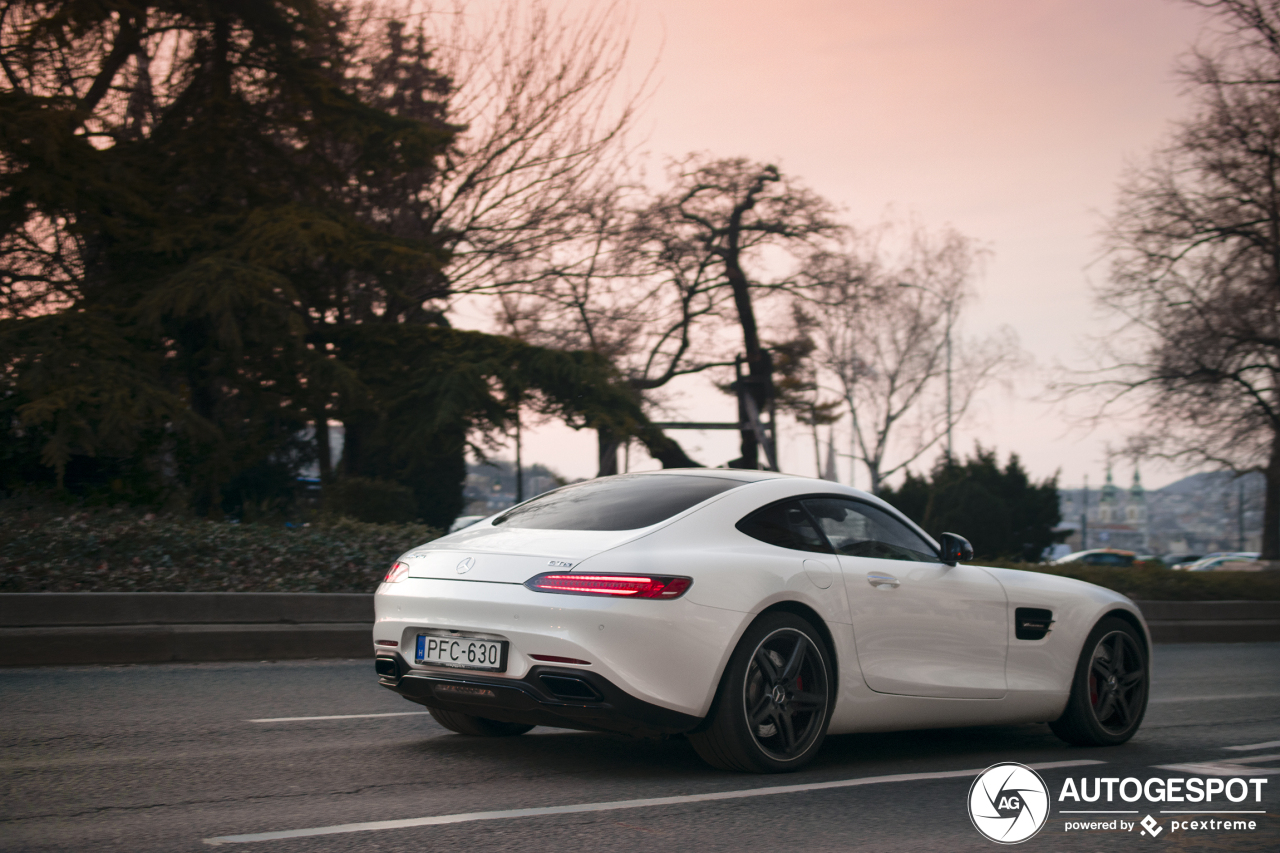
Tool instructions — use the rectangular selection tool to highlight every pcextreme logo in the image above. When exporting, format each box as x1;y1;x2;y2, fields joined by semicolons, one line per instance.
968;763;1051;844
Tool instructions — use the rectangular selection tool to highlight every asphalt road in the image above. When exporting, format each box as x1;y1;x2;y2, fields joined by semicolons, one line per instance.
2;644;1278;852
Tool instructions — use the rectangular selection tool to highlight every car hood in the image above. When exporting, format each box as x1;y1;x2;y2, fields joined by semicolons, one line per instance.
399;526;648;584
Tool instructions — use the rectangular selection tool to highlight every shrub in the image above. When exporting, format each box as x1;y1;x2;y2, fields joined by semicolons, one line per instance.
988;561;1280;601
0;502;440;593
322;476;417;525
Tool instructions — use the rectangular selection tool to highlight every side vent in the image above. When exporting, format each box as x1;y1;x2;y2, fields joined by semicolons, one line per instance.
1015;608;1054;641
539;674;604;702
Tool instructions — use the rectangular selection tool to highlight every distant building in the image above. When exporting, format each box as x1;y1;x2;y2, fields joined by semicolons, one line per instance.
1057;469;1263;557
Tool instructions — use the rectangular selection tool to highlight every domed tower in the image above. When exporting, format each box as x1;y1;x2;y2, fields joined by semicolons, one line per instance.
1125;467;1146;525
1098;465;1118;523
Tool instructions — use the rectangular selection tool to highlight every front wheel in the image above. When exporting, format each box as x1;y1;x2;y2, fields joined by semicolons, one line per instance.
690;612;833;772
1050;616;1149;746
428;707;534;737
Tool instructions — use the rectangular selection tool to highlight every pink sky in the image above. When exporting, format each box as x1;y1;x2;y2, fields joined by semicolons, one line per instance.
462;0;1212;489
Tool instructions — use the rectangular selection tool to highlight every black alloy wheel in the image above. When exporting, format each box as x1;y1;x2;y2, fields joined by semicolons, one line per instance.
743;628;829;761
1050;616;1149;746
690;612;833;772
1087;629;1146;734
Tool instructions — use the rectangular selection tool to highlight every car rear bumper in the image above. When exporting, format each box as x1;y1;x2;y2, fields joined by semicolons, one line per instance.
374;577;747;719
375;652;702;736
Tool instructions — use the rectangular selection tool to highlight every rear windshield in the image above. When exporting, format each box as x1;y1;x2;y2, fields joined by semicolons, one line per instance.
492;474;742;531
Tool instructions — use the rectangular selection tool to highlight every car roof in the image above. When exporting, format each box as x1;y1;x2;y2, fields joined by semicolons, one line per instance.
614;468;795;483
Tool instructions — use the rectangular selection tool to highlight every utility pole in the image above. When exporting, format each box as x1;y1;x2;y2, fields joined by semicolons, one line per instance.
513;395;524;504
1081;475;1089;551
1239;480;1246;552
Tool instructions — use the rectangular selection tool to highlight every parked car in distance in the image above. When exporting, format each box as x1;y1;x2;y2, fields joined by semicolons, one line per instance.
1050;549;1136;568
1180;552;1262;572
1162;553;1202;569
1171;552;1235;570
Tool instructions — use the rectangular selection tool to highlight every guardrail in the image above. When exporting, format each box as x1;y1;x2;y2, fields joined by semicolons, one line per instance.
1;594;1276;666
1138;599;1280;643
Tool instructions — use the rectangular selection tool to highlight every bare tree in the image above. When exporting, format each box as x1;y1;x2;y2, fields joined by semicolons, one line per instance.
408;0;648;297
800;222;1013;494
1095;0;1280;560
499;155;841;473
495;180;732;472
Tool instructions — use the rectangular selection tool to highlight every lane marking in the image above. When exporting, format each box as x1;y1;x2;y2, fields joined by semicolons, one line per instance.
1150;692;1280;704
248;712;431;723
1225;740;1280;752
203;759;1103;845
1155;763;1275;777
1211;753;1280;765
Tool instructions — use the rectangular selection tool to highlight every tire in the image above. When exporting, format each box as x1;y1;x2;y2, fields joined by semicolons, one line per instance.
689;612;834;773
1050;616;1149;746
428;707;535;737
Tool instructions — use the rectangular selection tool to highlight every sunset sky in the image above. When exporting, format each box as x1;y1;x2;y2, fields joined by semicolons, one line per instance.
461;0;1213;490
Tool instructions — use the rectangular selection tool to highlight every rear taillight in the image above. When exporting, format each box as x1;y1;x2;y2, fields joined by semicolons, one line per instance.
524;572;692;599
384;561;410;583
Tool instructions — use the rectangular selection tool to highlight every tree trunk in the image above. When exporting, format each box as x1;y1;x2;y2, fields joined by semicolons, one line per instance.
597;426;621;477
635;426;702;469
316;418;332;481
725;261;773;469
1263;427;1280;560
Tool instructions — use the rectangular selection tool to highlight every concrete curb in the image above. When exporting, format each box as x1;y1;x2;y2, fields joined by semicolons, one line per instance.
1;594;1277;666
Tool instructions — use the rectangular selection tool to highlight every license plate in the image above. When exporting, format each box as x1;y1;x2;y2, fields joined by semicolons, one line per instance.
416;634;507;672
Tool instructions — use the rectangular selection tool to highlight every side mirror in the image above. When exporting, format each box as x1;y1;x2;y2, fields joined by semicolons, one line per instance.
940;532;974;566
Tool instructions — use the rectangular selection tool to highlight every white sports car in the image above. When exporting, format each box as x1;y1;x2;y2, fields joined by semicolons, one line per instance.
373;470;1150;772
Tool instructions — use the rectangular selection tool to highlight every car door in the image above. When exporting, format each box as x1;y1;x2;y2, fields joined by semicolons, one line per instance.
802;497;1008;699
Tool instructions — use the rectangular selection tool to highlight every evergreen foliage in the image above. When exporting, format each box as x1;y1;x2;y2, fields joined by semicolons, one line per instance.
0;2;644;526
880;447;1061;562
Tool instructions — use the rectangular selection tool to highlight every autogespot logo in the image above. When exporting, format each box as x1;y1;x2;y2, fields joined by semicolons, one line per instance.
969;763;1051;844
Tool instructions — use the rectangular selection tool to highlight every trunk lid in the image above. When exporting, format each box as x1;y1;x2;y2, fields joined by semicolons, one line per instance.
403;526;641;584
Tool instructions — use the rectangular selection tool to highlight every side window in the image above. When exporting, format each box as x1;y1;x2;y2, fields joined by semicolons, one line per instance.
736;500;833;554
801;498;937;563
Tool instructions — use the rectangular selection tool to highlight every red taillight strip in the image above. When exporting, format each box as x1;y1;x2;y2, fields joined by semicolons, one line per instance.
524;572;692;599
529;654;592;665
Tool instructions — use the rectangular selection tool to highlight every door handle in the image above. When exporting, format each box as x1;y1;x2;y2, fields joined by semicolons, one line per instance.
867;572;899;589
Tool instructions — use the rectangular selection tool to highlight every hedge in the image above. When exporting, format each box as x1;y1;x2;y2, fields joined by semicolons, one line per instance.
990;561;1280;602
0;503;440;593
2;503;1277;600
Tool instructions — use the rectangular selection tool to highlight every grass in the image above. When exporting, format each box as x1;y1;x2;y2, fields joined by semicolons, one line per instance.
0;502;441;593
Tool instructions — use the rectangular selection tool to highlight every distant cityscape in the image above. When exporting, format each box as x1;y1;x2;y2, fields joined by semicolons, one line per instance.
462;459;569;517
1056;468;1264;557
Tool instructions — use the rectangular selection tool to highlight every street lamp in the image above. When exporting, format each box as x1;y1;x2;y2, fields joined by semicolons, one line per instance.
898;281;954;460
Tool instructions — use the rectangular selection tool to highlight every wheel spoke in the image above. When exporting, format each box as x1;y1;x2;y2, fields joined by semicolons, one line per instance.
790;690;825;710
780;635;807;682
778;708;797;751
1113;689;1132;726
754;647;779;682
1094;692;1116;721
1120;668;1145;689
1090;659;1112;682
749;694;773;725
1111;636;1125;674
